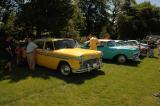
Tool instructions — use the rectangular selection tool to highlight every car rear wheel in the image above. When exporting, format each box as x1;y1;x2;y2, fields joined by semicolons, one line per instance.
59;63;72;76
117;55;126;63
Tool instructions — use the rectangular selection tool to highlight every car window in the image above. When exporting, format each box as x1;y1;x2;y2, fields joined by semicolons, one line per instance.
54;40;76;50
45;41;54;50
130;41;139;45
116;41;126;46
107;41;116;46
98;41;106;47
63;39;76;48
54;40;65;50
34;41;44;49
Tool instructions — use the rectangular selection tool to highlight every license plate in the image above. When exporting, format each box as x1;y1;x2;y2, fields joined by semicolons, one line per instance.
93;63;98;68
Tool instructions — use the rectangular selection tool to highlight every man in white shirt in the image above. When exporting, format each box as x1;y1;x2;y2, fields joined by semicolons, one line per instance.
26;37;38;70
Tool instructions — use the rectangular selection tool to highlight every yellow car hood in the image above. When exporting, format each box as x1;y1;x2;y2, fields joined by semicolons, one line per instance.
53;48;102;60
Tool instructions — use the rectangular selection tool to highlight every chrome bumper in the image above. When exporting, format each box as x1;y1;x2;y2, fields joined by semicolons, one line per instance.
132;52;140;61
72;59;103;73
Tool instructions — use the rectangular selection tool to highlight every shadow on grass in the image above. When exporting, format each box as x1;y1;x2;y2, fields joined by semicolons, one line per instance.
140;55;159;59
148;56;159;59
102;59;141;67
0;66;105;84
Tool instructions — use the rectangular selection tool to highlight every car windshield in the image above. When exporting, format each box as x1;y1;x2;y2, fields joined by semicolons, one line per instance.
125;41;137;46
116;41;126;46
140;40;147;44
54;39;78;50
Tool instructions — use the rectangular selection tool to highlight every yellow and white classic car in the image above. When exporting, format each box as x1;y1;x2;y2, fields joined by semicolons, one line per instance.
22;38;103;76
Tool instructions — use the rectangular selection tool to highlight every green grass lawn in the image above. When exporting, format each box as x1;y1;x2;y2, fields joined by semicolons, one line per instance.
0;51;160;106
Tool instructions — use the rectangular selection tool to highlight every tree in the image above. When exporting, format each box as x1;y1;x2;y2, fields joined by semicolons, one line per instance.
60;0;85;38
117;1;160;39
16;0;75;38
117;0;138;39
0;0;17;24
136;2;160;36
121;0;136;15
107;0;122;39
78;0;110;38
0;0;17;39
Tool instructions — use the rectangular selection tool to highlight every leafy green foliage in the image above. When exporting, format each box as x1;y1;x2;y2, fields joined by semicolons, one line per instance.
1;0;160;39
0;0;18;40
78;0;110;37
136;2;160;35
118;1;160;39
60;1;86;38
16;0;75;37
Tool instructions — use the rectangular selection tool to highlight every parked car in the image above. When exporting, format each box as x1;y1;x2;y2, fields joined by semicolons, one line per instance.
22;38;103;76
125;40;148;56
82;39;140;63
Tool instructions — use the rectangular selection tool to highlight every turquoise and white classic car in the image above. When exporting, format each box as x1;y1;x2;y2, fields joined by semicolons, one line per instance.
82;39;140;63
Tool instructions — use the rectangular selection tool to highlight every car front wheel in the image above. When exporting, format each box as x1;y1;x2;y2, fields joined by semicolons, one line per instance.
59;63;72;76
117;55;127;63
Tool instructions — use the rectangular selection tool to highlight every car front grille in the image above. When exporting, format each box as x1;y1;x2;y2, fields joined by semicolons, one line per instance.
81;58;99;69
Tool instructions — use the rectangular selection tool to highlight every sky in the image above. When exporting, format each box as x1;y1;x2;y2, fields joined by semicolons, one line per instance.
136;0;160;6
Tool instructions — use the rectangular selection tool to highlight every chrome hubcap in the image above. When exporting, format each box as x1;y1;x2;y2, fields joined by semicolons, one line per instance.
118;56;126;63
61;65;70;76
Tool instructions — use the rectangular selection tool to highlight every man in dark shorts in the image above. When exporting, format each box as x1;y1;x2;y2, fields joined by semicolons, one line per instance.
3;36;13;71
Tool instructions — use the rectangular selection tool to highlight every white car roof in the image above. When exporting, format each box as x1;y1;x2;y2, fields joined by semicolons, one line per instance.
114;40;123;42
98;39;113;42
85;39;113;43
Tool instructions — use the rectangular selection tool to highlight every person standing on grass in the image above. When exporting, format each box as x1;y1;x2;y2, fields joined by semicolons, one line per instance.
89;34;100;50
3;35;13;72
26;37;38;70
157;37;160;56
148;37;154;57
